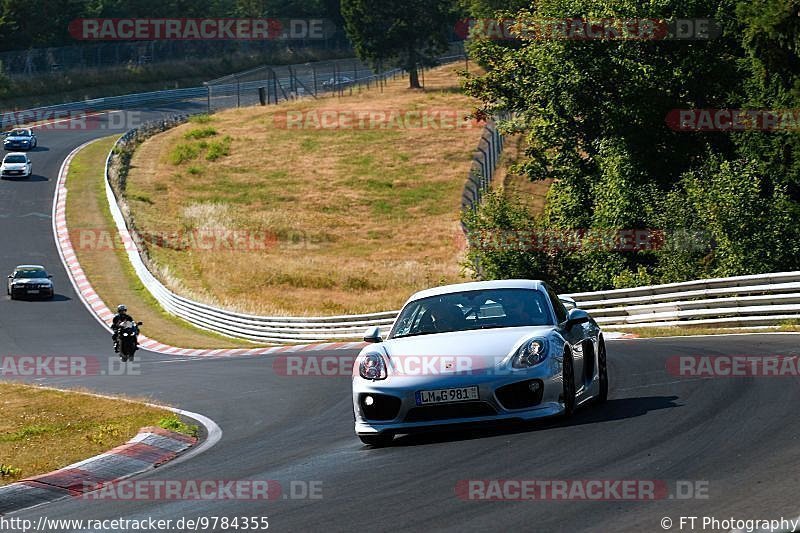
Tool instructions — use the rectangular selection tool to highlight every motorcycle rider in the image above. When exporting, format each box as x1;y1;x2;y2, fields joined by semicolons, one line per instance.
111;304;136;353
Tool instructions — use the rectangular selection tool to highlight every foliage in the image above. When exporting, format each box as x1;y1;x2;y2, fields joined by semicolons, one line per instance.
462;0;800;290
341;0;458;88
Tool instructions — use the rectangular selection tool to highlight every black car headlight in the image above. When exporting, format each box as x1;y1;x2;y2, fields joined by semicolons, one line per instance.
359;352;387;380
512;339;548;369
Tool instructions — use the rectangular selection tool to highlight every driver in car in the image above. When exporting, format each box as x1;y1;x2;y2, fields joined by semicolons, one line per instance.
503;297;543;326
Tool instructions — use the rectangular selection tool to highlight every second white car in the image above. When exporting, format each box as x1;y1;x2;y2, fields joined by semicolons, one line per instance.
1;153;32;178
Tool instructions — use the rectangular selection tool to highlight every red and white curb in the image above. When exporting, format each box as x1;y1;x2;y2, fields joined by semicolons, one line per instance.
52;140;368;357
0;427;196;515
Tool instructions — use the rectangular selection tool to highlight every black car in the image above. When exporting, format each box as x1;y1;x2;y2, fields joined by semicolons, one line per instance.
7;265;55;300
3;128;37;151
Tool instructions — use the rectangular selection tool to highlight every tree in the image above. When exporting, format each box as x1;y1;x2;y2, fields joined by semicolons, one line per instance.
462;0;800;289
341;0;457;88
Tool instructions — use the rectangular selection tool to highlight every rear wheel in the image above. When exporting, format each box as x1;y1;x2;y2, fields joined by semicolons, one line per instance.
561;348;576;417
597;340;609;403
358;433;394;447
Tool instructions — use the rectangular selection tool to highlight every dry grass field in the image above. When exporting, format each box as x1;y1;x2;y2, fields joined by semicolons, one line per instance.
126;65;484;315
0;382;191;485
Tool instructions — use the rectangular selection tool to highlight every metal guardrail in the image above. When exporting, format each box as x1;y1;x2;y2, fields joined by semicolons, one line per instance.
563;272;800;329
3;49;468;130
69;56;798;340
105;126;800;340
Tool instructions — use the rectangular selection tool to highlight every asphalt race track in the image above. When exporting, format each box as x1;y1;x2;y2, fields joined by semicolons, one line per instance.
3;113;800;532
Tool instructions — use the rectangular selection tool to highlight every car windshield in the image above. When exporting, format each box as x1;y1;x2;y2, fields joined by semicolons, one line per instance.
5;155;26;163
389;288;554;339
10;130;29;137
14;269;47;279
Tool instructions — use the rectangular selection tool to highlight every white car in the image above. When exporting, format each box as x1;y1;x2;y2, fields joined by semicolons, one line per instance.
352;280;608;446
1;153;32;178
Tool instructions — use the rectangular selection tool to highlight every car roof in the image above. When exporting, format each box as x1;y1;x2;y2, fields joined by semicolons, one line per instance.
14;265;45;270
4;152;28;157
407;279;546;302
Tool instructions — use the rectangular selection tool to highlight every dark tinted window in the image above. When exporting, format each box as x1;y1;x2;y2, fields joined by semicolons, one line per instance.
546;286;568;323
389;288;553;339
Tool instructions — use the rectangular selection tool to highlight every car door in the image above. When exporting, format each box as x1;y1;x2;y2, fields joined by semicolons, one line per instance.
26;156;31;174
544;284;587;390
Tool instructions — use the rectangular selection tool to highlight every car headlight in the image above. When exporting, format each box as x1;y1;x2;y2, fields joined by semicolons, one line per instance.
512;339;548;369
359;352;387;380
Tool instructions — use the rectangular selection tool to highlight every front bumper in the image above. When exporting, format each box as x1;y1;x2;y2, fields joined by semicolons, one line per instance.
1;169;29;177
4;143;31;151
10;285;54;299
353;359;566;436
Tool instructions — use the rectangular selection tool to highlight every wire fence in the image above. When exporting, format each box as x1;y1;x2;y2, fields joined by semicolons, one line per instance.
0;39;351;77
204;43;467;111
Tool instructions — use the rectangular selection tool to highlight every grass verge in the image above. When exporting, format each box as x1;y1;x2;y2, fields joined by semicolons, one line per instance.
66;136;261;348
0;382;192;486
126;64;484;316
608;323;800;338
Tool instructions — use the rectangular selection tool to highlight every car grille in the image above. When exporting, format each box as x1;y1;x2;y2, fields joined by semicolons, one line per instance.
404;402;497;422
495;379;544;410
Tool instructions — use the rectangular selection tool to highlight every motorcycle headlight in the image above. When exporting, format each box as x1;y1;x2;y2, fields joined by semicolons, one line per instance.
512;339;548;369
359;352;387;380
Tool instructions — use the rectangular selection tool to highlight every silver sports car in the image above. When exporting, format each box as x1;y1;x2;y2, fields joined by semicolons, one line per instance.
352;280;608;446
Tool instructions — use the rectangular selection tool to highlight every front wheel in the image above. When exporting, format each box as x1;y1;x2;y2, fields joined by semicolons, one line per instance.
358;433;394;447
561;348;576;417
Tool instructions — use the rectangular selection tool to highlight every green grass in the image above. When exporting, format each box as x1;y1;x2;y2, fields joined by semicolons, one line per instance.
184;127;218;140
158;415;199;438
608;325;800;338
170;143;201;165
205;136;232;161
189;114;214;124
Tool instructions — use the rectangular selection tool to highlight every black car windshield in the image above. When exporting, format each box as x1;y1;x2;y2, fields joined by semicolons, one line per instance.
14;270;47;279
10;131;30;137
389;288;554;339
5;155;26;163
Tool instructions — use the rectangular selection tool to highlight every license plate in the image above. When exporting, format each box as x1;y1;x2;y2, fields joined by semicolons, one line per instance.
27;290;39;294
416;386;479;405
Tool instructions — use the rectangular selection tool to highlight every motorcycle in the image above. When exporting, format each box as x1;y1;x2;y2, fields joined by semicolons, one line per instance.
117;320;143;362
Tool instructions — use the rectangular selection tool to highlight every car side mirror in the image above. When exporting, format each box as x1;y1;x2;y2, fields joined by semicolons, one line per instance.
7;275;12;278
48;275;53;278
363;326;382;343
136;321;143;326
564;308;590;329
559;296;577;310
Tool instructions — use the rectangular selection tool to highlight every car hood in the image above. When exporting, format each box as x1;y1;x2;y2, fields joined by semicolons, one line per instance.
5;136;30;142
11;278;51;285
377;326;555;371
2;163;27;169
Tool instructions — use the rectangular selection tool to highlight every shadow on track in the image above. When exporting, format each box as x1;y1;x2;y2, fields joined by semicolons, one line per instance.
8;294;72;302
1;174;49;182
384;396;681;448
